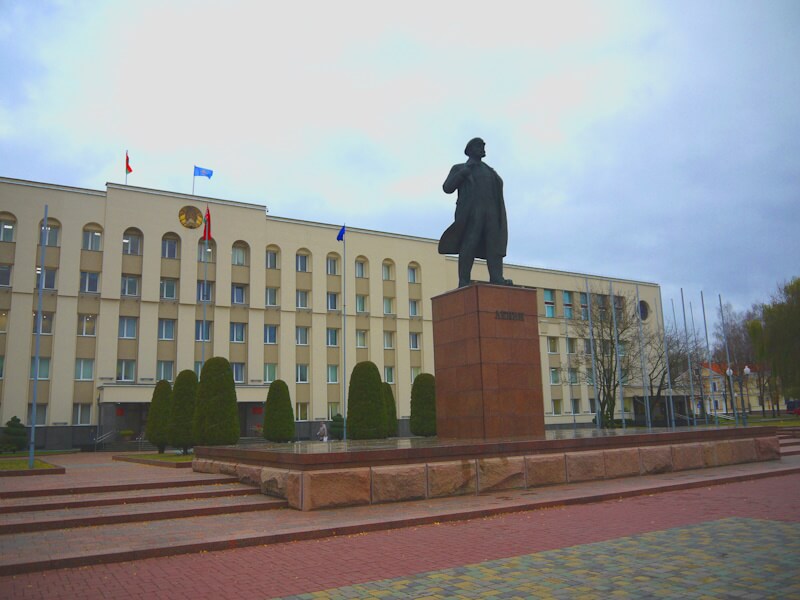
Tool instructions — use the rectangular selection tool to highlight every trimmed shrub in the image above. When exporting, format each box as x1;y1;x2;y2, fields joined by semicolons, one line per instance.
2;416;27;451
263;379;295;442
347;361;385;439
329;413;344;440
410;373;436;436
193;357;240;446
382;382;398;437
169;369;197;453
146;380;172;453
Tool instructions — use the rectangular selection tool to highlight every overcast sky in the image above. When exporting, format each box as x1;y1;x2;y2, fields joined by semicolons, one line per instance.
1;0;798;329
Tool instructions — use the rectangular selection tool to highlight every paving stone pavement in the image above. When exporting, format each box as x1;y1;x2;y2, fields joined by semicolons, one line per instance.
277;518;800;599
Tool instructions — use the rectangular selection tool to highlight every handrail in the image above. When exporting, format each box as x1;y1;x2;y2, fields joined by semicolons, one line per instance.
93;429;117;452
136;431;147;451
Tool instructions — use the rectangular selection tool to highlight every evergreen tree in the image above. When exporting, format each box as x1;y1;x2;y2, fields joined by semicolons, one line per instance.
193;357;240;445
146;379;172;453
410;373;436;436
169;369;197;453
2;416;27;451
263;379;295;442
347;361;385;439
382;382;398;437
329;413;344;440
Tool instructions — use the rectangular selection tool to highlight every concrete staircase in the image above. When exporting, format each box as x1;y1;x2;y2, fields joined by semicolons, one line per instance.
777;427;800;457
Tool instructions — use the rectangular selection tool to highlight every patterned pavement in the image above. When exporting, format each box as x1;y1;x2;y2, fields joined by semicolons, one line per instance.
279;518;800;599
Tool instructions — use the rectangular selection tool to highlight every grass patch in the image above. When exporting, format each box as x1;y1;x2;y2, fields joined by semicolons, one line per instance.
130;453;194;463
0;458;56;471
0;449;80;458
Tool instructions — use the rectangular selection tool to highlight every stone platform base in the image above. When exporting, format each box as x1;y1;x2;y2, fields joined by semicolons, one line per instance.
194;428;780;511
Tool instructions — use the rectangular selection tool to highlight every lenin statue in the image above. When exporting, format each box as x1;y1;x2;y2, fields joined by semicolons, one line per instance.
438;137;511;288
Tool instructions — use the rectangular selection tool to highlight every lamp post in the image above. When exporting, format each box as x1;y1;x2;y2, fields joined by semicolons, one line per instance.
726;367;740;426
744;365;752;418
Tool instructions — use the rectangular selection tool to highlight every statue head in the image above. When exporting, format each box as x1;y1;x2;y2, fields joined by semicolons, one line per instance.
464;137;486;158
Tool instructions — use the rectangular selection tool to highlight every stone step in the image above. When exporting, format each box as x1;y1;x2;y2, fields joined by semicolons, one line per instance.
0;493;286;534
0;481;259;514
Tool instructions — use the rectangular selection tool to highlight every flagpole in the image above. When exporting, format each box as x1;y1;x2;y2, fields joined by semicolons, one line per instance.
701;291;718;426
585;278;601;431
610;281;625;430
192;174;195;196
30;205;48;468
635;284;651;429
125;150;128;185
680;289;697;426
341;226;348;442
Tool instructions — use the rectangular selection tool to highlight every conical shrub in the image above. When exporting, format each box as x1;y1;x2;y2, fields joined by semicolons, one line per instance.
263;379;295;442
346;361;384;439
146;379;172;453
382;382;398;437
193;357;240;445
169;369;197;453
410;373;436;436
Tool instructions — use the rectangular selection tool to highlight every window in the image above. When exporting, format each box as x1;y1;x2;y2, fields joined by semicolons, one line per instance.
567;337;577;354
162;238;178;259
41;223;59;246
549;368;560;385
158;319;175;340
583;338;592;354
552;398;562;415
383;297;394;315
264;324;277;344
383;331;394;349
122;233;141;255
119;317;137;339
589;397;597;414
409;299;419;317
296;364;309;384
264;363;277;383
587;369;595;385
231;284;247;305
296;326;309;345
160;278;177;300
384;366;395;384
157;360;174;382
230;322;246;343
33;311;54;334
296;290;309;309
121;275;140;296
568;368;578;385
82;229;102;251
198;243;214;263
326;257;338;275
326;292;338;310
356;330;367;348
327;364;339;384
197;281;213;302
571;398;581;414
580;292;589;320
195;320;212;341
72;404;91;425
266;249;278;269
30;357;51;379
231;362;245;383
77;314;96;336
0;356;3;379
547;337;558;354
409;332;420;350
411;366;421;384
265;287;278;306
296;253;309;272
0;220;15;242
326;328;339;347
116;359;135;382
563;291;573;319
80;271;99;293
382;262;393;281
296;402;309;420
36;268;56;290
231;245;247;266
328;403;341;419
75;358;94;380
355;260;366;278
0;310;6;332
356;295;367;313
544;289;555;318
408;266;418;283
0;265;10;286
28;404;47;425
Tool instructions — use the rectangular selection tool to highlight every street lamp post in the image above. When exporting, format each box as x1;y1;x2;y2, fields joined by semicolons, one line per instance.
726;367;740;426
744;365;752;419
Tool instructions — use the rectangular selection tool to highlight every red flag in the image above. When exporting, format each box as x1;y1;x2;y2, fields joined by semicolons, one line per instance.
202;206;211;240
126;151;133;174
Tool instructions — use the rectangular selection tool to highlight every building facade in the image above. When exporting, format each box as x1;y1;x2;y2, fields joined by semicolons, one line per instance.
0;177;664;444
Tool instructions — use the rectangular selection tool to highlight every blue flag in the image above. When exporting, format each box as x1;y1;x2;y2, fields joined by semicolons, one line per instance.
194;166;213;179
337;225;346;241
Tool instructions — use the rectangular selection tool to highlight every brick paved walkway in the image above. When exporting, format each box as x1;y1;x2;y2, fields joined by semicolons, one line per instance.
2;470;798;599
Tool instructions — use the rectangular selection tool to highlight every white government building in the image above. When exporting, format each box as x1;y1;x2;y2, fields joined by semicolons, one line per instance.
0;176;663;448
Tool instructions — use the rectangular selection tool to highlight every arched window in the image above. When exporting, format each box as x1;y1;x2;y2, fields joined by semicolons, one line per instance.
82;223;103;251
382;259;395;281
39;218;62;247
354;256;369;279
326;252;341;276
266;245;280;269
232;241;250;266
161;233;180;259
0;213;17;243
198;239;216;263
122;228;143;256
408;262;421;284
295;248;311;273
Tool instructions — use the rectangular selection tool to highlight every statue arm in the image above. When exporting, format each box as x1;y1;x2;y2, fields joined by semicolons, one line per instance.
442;164;469;194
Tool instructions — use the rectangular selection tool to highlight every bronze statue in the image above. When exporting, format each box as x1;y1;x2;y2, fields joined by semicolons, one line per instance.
438;137;511;288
